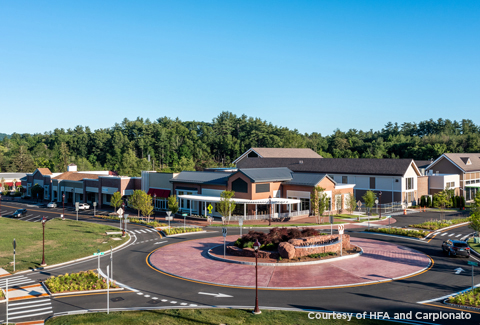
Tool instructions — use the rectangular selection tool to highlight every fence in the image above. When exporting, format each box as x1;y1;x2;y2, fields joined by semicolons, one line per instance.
356;201;405;215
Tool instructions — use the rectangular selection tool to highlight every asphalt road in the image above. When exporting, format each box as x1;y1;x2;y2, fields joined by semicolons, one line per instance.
1;201;479;325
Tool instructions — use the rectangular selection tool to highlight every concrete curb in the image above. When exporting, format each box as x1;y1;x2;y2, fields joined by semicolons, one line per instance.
206;244;363;266
13;233;132;275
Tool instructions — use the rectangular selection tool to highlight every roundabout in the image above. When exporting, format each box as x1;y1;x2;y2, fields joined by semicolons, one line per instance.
148;235;432;289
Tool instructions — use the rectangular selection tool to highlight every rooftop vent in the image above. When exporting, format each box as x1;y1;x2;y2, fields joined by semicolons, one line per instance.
299;160;303;164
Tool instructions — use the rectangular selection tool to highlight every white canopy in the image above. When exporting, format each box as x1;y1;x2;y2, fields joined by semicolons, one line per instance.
177;194;300;205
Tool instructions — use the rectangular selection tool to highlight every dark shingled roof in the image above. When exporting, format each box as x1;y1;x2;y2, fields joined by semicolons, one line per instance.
414;160;433;169
283;173;334;186
237;158;415;176
171;171;234;185
237;168;293;183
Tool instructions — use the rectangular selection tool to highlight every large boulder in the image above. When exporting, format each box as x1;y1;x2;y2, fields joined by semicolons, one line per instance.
278;242;296;259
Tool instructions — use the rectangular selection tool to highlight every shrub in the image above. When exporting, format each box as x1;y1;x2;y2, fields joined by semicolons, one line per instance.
163;227;202;235
235;227;322;250
45;270;118;293
427;196;432;208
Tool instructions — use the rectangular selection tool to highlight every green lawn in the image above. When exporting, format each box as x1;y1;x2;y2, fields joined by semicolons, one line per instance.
0;218;129;273
468;238;480;255
46;309;392;325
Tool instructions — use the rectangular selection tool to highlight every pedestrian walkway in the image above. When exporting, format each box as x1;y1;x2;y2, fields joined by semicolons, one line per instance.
432;231;471;241
6;298;53;322
0;275;35;289
0;268;10;277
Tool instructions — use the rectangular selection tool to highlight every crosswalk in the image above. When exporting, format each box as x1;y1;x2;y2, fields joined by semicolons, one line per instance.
433;231;471;241
6;298;53;321
130;229;158;234
0;275;35;289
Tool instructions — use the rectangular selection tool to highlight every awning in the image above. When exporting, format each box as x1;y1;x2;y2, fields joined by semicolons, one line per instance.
148;188;171;198
4;182;21;187
177;194;300;205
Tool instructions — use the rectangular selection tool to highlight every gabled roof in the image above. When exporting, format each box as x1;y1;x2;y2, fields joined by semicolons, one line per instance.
36;168;52;176
414;160;433;169
236;168;293;183
233;147;322;164
283;173;334;186
428;153;480;173
237;158;418;176
53;172;101;181
171;171;234;185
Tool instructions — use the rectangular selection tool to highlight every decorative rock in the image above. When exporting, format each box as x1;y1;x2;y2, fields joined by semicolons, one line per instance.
278;242;295;259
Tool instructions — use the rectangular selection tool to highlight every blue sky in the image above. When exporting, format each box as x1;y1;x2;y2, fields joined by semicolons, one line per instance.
1;1;479;135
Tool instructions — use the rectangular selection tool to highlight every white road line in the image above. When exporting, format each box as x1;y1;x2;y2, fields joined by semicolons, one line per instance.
144;295;150;298
161;299;168;302
448;233;455;237
8;298;51;306
8;310;53;320
140;230;147;233
9;302;52;310
135;230;142;234
8;306;52;316
170;301;177;304
0;280;34;288
180;303;187;306
152;297;158;300
137;292;143;295
455;234;462;237
440;233;447;236
190;304;197;307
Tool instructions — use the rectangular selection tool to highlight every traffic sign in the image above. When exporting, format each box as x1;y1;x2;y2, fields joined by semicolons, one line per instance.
239;218;243;226
93;252;105;256
117;208;124;215
182;213;188;217
468;261;478;266
338;224;344;235
207;204;213;214
375;199;378;204
222;227;227;237
357;201;362;207
329;215;334;224
13;238;16;250
93;202;97;207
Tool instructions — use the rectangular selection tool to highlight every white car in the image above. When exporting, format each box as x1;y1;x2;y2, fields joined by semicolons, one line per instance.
78;203;90;210
47;202;57;208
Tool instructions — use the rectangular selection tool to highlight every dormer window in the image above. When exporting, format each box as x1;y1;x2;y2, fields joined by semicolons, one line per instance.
460;157;472;165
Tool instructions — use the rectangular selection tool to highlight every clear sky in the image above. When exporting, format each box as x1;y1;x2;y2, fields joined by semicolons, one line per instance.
1;1;479;135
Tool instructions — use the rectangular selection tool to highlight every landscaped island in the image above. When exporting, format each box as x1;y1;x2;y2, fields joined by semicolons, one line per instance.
228;228;359;262
45;270;118;293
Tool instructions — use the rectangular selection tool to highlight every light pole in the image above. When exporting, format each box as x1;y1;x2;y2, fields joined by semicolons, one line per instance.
41;216;47;266
378;192;382;221
153;193;157;221
121;202;126;237
253;239;261;315
0;193;2;217
268;197;272;226
62;193;65;220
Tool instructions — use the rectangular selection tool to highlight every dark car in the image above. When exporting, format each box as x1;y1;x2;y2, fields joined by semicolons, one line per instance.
442;239;470;257
12;208;27;218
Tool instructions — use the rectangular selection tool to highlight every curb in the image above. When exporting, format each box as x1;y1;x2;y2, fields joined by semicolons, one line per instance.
13;233;132;275
443;299;480;312
206;244;363;266
50;287;124;297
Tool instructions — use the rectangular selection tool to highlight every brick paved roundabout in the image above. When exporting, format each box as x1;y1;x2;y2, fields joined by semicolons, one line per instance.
149;235;432;289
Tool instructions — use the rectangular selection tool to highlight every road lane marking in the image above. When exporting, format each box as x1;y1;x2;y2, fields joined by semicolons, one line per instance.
440;233;447;236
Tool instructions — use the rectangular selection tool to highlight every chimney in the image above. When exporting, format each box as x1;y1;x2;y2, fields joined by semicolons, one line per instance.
67;164;77;172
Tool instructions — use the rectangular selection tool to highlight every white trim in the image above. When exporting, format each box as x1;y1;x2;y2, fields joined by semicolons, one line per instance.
334;184;355;189
177;194;300;205
232;148;263;165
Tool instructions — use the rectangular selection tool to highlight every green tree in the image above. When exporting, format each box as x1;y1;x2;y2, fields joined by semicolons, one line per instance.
216;190;236;225
427;195;432;208
346;194;357;215
31;183;44;201
433;189;451;220
137;192;153;221
310;186;328;224
362;191;376;216
129;190;144;218
168;195;179;215
110;191;123;212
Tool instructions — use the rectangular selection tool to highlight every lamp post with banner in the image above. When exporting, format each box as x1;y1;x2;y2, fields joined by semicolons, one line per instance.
62;193;65;220
93;201;97;216
166;211;172;230
153;193;157;221
222;227;227;258
13;238;16;272
0;193;2;217
41;216;47;266
253;239;261;315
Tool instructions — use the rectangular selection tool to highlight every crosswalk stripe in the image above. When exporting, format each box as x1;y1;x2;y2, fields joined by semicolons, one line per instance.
135;230;142;234
0;280;35;288
8;298;51;306
448;233;455;237
440;233;447;236
140;230;147;233
9;302;52;311
455;234;462;237
8;306;52;316
9;309;53;320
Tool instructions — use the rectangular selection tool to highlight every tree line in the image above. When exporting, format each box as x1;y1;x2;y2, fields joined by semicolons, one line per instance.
1;113;479;176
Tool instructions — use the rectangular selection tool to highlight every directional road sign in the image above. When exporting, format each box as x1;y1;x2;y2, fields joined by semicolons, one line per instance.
207;204;213;214
468;261;478;266
338;224;344;235
239;218;243;226
117;208;124;215
222;227;227;237
93;252;105;256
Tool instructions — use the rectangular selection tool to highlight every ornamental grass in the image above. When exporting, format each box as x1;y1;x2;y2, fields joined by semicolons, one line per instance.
448;288;480;307
409;217;471;230
163;227;203;235
45;270;118;293
365;227;429;238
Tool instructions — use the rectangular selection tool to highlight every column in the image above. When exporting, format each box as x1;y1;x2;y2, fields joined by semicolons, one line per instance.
204;201;207;216
244;204;246;217
255;204;257;219
190;200;192;215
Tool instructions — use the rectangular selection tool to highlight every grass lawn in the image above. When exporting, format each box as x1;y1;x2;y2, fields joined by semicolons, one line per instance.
468;238;480;255
46;309;391;325
0;218;129;273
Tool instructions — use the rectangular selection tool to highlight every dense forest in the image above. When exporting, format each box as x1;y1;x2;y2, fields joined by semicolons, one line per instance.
1;112;479;176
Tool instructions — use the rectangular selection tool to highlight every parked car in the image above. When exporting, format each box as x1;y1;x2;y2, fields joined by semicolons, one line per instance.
77;203;90;210
12;209;27;218
442;240;470;257
47;202;57;208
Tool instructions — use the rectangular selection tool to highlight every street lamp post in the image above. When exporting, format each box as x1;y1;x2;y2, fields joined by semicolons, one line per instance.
41;216;47;266
153;193;157;221
253;239;261;315
0;193;2;217
62;194;65;220
268;197;272;226
378;192;382;221
121;202;126;237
